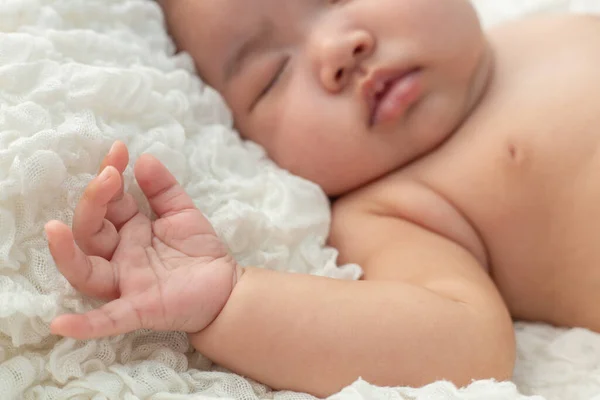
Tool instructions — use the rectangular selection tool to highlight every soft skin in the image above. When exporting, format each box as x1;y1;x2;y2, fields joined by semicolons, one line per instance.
45;0;600;397
162;0;491;196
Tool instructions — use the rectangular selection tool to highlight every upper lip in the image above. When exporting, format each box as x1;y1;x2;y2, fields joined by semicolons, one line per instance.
361;67;419;126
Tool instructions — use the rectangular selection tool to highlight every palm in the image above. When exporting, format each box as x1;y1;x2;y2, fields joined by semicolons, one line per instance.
46;142;237;339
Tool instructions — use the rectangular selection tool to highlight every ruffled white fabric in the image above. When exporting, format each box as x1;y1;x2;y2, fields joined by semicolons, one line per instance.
0;0;598;399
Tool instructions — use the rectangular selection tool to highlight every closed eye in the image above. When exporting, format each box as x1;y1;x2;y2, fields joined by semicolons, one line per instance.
257;56;290;100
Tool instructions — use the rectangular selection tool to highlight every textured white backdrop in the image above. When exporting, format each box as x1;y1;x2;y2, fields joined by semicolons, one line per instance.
0;1;599;399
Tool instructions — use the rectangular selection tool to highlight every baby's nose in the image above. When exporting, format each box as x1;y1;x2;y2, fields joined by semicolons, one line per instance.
318;30;374;93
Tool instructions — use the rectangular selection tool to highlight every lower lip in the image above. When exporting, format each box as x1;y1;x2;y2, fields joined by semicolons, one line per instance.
372;69;423;126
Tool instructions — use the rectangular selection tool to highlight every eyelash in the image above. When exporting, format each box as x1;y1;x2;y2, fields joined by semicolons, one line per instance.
258;56;290;99
255;1;344;102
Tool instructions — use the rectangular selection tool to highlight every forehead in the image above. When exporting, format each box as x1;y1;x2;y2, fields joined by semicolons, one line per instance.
164;0;309;85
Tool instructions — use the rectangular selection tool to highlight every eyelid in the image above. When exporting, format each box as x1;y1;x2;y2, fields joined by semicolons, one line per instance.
251;56;290;109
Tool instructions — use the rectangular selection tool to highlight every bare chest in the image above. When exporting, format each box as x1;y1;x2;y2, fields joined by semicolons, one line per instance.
407;16;600;321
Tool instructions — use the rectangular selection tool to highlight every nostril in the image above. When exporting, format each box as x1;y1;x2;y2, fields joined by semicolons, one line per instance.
353;44;365;56
335;68;344;82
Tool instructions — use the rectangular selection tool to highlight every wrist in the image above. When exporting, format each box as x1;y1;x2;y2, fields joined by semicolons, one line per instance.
187;263;247;347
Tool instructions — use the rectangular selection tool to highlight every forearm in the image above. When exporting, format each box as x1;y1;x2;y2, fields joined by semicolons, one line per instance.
189;267;514;397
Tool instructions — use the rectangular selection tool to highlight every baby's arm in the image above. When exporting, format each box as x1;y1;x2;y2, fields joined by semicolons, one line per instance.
49;144;513;396
190;200;515;397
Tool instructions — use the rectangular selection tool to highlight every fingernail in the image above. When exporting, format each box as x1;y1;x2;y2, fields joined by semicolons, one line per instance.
98;167;111;182
109;141;118;155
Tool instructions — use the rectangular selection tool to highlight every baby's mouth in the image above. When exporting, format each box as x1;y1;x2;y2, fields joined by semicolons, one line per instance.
364;67;423;127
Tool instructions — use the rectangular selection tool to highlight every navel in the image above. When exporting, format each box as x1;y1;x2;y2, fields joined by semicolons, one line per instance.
505;140;530;167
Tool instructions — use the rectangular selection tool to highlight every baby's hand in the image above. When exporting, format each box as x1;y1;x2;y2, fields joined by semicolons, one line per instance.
45;142;239;340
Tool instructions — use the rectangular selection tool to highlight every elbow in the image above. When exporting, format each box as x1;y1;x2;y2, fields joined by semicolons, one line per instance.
457;305;516;386
405;300;516;389
466;341;516;386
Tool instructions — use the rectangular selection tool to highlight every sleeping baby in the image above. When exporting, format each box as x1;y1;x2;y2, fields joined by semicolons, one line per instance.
43;0;600;397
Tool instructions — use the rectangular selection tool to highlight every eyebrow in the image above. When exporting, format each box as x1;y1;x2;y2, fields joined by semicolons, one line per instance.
223;17;275;83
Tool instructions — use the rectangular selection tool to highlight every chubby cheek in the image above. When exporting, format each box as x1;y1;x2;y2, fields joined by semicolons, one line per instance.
268;116;395;194
372;0;482;64
262;86;343;176
269;114;352;185
249;73;400;194
416;0;483;64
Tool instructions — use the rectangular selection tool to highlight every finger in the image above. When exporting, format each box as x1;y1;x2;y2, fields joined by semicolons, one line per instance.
50;297;143;339
105;193;139;232
99;141;129;176
100;141;138;231
98;141;127;213
134;154;218;252
72;166;121;259
46;220;120;300
134;154;196;218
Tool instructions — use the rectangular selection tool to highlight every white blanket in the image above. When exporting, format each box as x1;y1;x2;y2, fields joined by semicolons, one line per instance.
0;0;599;399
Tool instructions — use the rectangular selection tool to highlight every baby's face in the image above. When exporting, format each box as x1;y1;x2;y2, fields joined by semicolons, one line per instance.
161;0;489;196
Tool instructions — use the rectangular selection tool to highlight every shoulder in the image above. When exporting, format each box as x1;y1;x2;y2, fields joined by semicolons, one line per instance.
328;177;499;307
487;13;600;99
488;13;600;44
329;174;488;268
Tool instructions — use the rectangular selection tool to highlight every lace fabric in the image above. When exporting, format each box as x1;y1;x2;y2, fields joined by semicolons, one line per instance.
0;1;599;399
